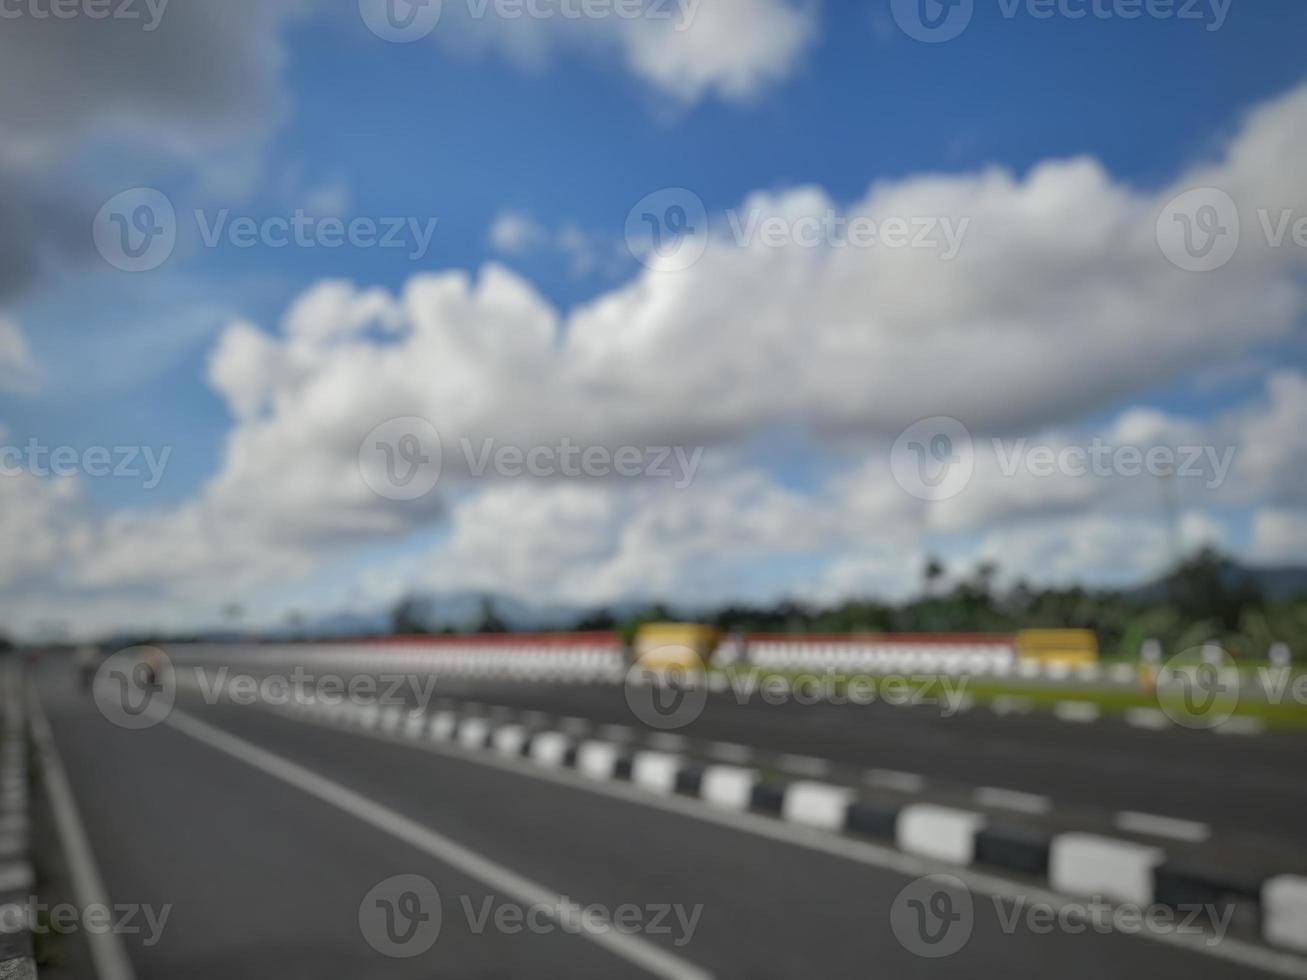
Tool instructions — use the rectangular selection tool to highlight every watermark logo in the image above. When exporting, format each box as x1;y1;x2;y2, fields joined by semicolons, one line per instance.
359;0;444;41
625;188;709;272
0;441;172;489
625;187;968;270
890;874;974;957
891;0;974;42
1156;647;1240;729
0;0;170;30
93;646;175;730
94;190;440;271
93;188;177;273
891;417;975;501
993;438;1235;490
1157;187;1240;272
360;874;443;957
623;647;709;730
0;899;171;947
358;418;705;498
359;418;444;502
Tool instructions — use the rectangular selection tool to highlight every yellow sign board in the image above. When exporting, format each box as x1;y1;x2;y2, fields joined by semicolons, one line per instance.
1016;629;1099;665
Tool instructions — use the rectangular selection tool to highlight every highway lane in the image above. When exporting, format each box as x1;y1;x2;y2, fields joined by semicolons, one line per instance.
424;677;1307;844
32;662;1298;979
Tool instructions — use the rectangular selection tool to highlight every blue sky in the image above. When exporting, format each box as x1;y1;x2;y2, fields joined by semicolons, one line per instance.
1;0;1306;637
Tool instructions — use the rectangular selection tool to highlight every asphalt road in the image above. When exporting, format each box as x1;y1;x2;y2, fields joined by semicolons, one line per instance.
30;659;1304;979
425;676;1307;845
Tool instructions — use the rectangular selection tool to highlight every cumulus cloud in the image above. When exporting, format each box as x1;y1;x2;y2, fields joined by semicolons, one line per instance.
0;0;310;162
0;317;42;395
434;0;816;105
6;81;1307;636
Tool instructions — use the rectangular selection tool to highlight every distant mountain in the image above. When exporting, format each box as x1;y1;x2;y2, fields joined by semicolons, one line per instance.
1130;561;1307;602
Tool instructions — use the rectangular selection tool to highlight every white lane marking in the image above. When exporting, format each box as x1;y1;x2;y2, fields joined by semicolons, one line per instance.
164;709;712;980
647;733;688;752
1053;701;1101;723
28;687;137;980
560;717;591;736
990;695;1034;715
297;705;1307;979
1124;708;1171;730
864;769;925;794
776;754;832;779
1216;717;1267;736
974;787;1053;815
1114;811;1211;844
705;742;752;764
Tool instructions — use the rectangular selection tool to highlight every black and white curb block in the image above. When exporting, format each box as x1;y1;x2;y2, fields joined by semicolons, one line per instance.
0;666;36;979
262;690;1307;956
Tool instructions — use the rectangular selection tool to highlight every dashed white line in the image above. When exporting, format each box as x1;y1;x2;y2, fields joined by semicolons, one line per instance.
864;769;925;794
705;742;753;764
1053;701;1101;723
776;754;832;779
990;695;1033;716
1115;811;1211;844
648;733;689;752
1216;717;1268;737
974;787;1053;815
1124;708;1171;730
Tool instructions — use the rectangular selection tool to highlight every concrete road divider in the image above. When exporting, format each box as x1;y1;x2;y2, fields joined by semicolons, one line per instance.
491;725;528;757
700;765;758;811
781;781;854;831
529;732;570;768
897;804;987;865
457;717;492;749
428;711;458;741
1263;875;1307;952
577;740;621;780
1050;833;1165;905
631;751;683;795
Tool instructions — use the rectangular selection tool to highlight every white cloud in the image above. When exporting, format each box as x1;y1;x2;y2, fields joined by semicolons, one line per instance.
7;81;1307;636
489;211;548;254
0;317;42;395
436;0;816;105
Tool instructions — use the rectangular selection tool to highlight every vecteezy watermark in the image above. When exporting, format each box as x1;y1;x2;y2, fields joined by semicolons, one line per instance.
625;660;971;730
994;438;1236;490
358;417;705;501
187;668;439;713
1155;648;1241;729
891;874;1233;956
93;188;439;272
0;899;172;947
359;874;703;957
890;417;1236;501
1156;645;1307;730
1158;187;1307;272
92;647;175;731
359;0;699;43
0;0;170;30
891;0;1230;43
890;874;975;957
890;417;976;502
0;440;172;489
359;875;443;957
624;188;969;271
92;649;441;731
